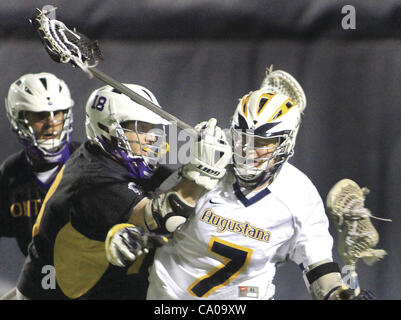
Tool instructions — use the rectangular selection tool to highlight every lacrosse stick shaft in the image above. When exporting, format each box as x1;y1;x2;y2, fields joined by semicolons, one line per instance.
89;67;198;136
348;267;361;296
342;263;361;296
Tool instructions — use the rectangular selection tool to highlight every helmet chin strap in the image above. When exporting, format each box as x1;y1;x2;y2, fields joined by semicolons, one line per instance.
37;134;63;149
235;169;271;190
233;159;283;190
22;138;71;171
97;136;155;179
16;111;73;169
127;158;154;179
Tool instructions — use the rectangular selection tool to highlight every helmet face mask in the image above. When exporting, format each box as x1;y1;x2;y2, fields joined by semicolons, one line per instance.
231;88;301;189
119;121;168;171
85;84;170;179
5;73;74;164
233;130;280;172
22;109;71;148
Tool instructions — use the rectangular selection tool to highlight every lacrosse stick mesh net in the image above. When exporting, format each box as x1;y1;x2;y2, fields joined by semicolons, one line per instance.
260;66;307;113
326;179;389;267
30;8;103;74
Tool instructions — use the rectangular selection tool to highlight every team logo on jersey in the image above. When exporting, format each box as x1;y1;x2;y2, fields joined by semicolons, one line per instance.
10;199;42;218
200;209;271;243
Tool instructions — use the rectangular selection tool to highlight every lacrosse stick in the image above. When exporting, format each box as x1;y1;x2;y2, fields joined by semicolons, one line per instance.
30;7;198;137
326;179;391;296
259;65;307;113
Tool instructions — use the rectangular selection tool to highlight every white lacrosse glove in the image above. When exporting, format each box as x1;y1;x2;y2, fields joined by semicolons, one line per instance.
105;224;168;267
182;118;232;190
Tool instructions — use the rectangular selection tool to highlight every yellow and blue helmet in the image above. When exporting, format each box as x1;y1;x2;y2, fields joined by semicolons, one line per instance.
231;87;302;189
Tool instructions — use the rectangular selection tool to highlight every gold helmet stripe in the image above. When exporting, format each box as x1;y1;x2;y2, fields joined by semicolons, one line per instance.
257;92;276;116
241;94;250;118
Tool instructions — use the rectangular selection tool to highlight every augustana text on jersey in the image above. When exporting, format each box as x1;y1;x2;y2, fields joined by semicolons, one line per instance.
200;209;271;242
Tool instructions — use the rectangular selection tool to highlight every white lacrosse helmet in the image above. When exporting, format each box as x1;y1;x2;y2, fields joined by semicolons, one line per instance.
85;84;170;178
231;87;302;189
5;72;74;164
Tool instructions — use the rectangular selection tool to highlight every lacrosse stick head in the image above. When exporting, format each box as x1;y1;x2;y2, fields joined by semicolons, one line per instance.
30;8;103;77
260;66;307;114
326;179;388;267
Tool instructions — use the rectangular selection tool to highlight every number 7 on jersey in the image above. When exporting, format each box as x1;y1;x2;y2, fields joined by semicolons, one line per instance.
188;236;253;297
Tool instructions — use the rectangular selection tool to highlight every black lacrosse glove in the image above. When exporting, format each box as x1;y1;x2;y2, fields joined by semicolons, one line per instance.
353;289;376;300
105;224;168;267
338;288;376;300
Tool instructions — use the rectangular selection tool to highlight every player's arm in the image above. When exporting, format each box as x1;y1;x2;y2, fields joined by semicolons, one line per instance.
303;259;345;300
303;259;375;300
128;178;204;233
104;179;204;267
105;118;232;267
132;117;231;234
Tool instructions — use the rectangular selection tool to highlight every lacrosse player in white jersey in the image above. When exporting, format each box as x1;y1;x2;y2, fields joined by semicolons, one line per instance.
106;69;374;300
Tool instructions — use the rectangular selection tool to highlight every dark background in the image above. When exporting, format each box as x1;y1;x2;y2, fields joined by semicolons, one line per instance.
0;0;400;300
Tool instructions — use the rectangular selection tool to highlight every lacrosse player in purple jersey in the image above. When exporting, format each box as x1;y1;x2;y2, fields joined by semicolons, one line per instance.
0;72;79;299
13;83;231;300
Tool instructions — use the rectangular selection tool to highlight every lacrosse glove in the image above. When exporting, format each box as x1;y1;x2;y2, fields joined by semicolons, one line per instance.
352;289;376;300
332;287;376;300
182;118;232;190
105;223;168;267
144;191;196;234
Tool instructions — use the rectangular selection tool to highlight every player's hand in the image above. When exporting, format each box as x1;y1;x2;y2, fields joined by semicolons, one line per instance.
105;224;168;267
334;287;376;300
182;118;232;190
352;289;376;300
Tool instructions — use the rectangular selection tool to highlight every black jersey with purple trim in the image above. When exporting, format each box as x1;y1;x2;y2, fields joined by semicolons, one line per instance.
17;141;173;300
0;142;80;256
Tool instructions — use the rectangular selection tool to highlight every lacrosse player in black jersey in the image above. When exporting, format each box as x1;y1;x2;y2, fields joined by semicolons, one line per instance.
14;83;231;299
0;72;78;298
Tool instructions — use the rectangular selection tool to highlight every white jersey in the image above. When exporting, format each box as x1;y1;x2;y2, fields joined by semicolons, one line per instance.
147;163;334;300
